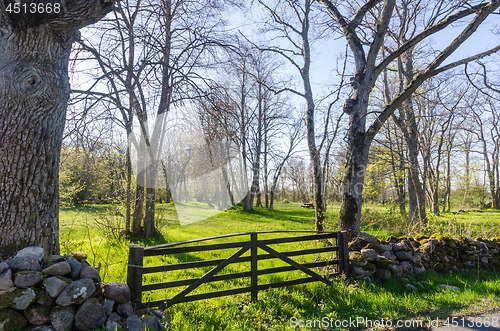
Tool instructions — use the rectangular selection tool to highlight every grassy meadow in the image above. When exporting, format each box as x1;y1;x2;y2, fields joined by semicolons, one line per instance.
59;202;500;330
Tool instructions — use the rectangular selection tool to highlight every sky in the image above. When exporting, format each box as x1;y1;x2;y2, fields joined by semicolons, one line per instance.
71;1;500;217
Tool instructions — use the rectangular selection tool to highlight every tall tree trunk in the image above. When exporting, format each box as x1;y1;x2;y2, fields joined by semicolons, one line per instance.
397;148;407;218
339;141;369;239
445;144;452;212
465;139;471;193
408;170;418;221
133;168;145;234
408;140;427;225
387;123;406;219
0;0;114;254
144;163;158;238
125;143;132;233
264;113;269;208
403;52;427;225
249;84;263;208
300;1;325;232
240;75;251;211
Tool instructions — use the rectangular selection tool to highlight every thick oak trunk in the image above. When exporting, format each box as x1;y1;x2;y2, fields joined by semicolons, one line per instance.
338;137;369;239
408;171;418;221
407;135;427;224
0;0;114;254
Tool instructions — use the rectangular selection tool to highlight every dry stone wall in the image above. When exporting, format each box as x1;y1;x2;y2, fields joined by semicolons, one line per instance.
0;247;170;331
349;232;500;281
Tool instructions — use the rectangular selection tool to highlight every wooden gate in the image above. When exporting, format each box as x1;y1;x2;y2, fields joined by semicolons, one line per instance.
127;231;349;309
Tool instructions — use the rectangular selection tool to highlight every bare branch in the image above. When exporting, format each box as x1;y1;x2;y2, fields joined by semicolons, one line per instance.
365;0;396;77
371;1;490;82
366;0;500;144
318;0;367;72
351;0;384;28
432;44;500;76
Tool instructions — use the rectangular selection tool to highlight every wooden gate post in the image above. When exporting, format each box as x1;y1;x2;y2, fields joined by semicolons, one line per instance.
127;244;144;305
251;232;258;301
337;231;350;277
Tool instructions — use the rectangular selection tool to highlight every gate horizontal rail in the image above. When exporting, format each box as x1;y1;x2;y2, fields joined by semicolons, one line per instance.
127;230;350;309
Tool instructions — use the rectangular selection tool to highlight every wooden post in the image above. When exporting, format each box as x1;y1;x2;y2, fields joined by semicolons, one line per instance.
338;231;350;278
127;244;144;305
251;232;258;301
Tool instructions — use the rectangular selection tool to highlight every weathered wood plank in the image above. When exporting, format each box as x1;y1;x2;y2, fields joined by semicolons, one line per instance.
142;247;339;274
144;241;251;257
141;271;252;292
257;260;339;276
144;230;338;251
258;233;335;245
141;260;339;292
168;242;252;306
258;244;330;285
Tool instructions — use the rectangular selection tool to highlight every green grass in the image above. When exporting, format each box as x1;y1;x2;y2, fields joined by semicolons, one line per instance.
59;202;500;330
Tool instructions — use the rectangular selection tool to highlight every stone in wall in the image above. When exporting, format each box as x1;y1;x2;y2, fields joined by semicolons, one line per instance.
0;246;171;331
347;232;500;283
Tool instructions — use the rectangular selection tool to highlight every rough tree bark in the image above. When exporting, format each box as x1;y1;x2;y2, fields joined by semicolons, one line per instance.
249;83;263;207
0;0;116;254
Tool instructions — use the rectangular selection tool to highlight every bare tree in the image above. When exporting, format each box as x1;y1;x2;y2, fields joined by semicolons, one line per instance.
255;0;338;231
318;0;500;238
465;63;500;209
71;0;144;234
417;79;461;215
71;0;232;236
268;117;304;208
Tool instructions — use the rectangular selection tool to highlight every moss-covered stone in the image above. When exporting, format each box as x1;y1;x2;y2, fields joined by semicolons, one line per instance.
363;242;383;253
386;236;399;243
445;247;455;255
24;303;51;325
0;287;36;310
414;235;428;241
349;252;367;266
13;271;43;289
36;289;55;307
15;270;39;276
44;255;67;268
374;257;394;269
362;263;376;272
433;262;448;272
348;238;367;252
55;278;95;306
69;252;88;263
430;233;450;242
0;308;27;330
55;276;72;284
469;242;478;248
375;268;391;280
